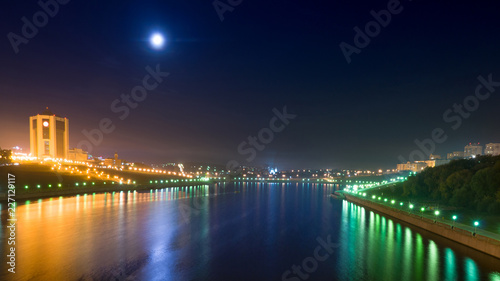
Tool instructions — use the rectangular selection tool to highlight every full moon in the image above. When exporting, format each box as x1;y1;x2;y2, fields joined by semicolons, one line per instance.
150;33;165;49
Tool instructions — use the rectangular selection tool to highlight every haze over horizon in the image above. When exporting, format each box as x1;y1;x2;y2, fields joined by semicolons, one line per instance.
1;0;499;170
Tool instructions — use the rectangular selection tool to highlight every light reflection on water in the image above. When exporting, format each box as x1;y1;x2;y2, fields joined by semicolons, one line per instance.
335;199;499;281
1;183;499;281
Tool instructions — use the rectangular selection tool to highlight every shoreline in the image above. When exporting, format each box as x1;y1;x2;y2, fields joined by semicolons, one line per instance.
1;179;333;201
344;194;500;259
1;181;215;201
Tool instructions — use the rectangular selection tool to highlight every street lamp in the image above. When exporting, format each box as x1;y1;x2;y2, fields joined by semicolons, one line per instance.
452;215;457;228
434;210;440;222
474;221;479;235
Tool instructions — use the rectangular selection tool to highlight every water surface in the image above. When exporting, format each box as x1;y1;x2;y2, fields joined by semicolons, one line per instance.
1;182;500;280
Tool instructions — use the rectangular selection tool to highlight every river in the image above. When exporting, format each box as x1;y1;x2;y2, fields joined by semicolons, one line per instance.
1;182;500;280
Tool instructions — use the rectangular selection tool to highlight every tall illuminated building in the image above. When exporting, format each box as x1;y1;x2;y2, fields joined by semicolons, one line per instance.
485;143;500;156
464;143;482;158
29;108;69;159
447;151;464;159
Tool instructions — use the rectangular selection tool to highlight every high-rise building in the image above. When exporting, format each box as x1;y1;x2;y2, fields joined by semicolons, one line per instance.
447;151;464;159
485;143;500;156
29;108;69;159
464;143;482;158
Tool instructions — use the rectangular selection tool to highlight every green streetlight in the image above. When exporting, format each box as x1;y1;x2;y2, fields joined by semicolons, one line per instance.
372;195;376;199
434;210;440;222
391;200;395;204
474;221;479;234
409;204;414;209
451;215;457;228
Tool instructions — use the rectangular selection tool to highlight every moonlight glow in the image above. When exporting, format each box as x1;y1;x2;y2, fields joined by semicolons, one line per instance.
150;33;165;49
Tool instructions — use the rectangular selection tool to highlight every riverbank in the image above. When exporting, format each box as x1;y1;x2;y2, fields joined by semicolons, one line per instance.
0;164;214;201
2;181;214;201
3;178;334;201
344;194;500;259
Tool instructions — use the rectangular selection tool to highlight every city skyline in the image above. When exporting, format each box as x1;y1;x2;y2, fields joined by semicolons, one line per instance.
1;103;500;171
1;1;499;170
3;106;499;173
2;1;500;280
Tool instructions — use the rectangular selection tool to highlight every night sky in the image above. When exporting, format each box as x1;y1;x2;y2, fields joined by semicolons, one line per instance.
1;0;499;170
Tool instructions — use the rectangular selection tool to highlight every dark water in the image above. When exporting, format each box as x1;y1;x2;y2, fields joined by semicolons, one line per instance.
1;182;500;280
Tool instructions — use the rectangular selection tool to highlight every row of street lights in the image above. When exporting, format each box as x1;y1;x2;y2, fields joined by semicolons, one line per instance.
366;193;480;235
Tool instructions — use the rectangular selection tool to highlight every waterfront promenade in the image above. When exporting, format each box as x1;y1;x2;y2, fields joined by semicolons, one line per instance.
344;193;500;259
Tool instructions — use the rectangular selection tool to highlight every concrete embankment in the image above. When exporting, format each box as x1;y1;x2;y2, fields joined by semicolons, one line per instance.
345;195;500;259
2;182;213;201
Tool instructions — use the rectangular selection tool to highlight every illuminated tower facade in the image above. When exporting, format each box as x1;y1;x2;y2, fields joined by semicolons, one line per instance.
464;143;482;158
29;108;69;159
485;143;500;156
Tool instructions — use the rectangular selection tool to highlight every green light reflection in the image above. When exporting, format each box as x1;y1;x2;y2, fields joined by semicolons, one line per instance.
445;248;457;281
465;258;479;281
489;272;500;281
427;240;439;281
415;234;424;281
402;227;413;280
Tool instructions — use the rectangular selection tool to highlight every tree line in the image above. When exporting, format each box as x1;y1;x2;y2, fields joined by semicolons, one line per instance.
399;155;500;214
